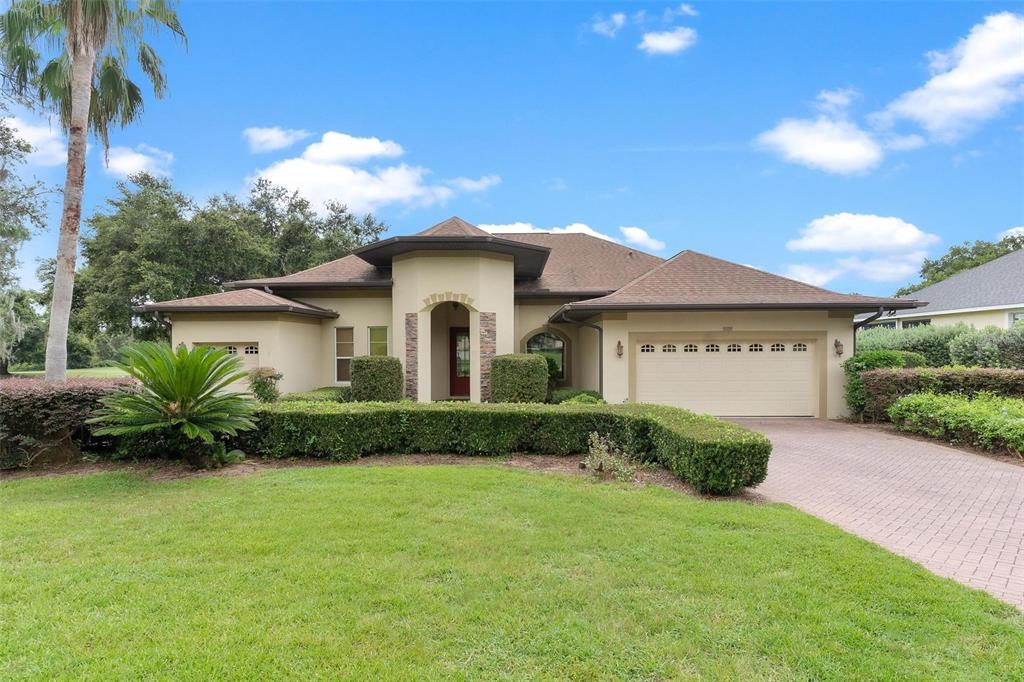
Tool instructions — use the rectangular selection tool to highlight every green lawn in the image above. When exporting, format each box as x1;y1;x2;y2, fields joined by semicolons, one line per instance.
2;466;1021;680
12;366;127;378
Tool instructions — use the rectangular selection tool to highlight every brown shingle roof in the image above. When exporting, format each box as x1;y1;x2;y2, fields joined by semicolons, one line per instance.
228;255;391;289
556;250;920;318
416;216;491;237
138;288;338;318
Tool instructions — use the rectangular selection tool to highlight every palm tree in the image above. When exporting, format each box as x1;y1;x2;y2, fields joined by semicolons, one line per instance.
0;0;185;381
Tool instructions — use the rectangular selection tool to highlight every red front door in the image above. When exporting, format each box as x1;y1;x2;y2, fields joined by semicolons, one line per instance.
449;327;470;397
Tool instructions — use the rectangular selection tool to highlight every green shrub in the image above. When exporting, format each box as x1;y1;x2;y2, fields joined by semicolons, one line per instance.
860;367;1024;420
0;378;133;469
88;343;257;468
490;354;548;403
551;388;603;404
949;326;1004;367
241;402;772;495
563;393;606;405
350;356;403;402
843;350;909;417
280;386;352;402
888;392;1024;455
857;324;969;366
249;367;283;403
583;432;637;482
999;322;1024;369
896;351;928;368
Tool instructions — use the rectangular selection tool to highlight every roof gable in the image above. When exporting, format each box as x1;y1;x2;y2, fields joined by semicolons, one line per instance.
416;216;492;237
139;288;338;318
884;248;1024;317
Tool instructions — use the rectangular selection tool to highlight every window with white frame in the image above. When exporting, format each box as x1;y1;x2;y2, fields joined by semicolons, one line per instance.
662;344;678;353
705;343;719;353
770;343;785;352
749;343;763;352
1010;311;1024;326
902;319;931;328
368;326;389;356
727;343;742;353
682;344;698;353
335;327;354;382
640;344;655;353
793;343;808;352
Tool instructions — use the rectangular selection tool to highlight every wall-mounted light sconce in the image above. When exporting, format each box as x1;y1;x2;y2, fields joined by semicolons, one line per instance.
834;339;844;357
616;340;624;358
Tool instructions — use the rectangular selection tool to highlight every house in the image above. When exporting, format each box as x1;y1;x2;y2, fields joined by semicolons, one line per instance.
856;248;1024;331
141;217;917;418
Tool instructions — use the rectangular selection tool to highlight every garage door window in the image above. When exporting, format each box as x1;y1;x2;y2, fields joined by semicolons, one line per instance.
771;343;785;352
749;343;763;352
705;344;719;353
640;344;655;353
727;343;742;353
793;343;808;352
225;345;238;354
682;344;698;353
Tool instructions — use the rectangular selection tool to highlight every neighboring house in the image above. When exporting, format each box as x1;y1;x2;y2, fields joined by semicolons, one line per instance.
856;248;1024;331
142;217;916;418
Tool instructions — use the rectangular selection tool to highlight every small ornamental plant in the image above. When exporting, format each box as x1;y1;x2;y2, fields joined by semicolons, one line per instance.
582;431;637;483
249;367;283;403
88;342;257;468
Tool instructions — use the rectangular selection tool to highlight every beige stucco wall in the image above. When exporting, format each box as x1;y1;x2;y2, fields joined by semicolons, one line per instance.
169;312;322;394
513;300;599;390
391;251;515;402
598;310;854;419
896;307;1024;330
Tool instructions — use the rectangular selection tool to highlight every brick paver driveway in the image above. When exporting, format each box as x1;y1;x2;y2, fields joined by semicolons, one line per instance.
735;418;1024;609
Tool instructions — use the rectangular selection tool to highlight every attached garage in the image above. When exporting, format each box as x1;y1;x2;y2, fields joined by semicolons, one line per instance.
635;338;820;417
194;342;260;390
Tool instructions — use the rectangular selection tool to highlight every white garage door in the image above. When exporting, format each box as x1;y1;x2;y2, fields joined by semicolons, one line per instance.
635;340;817;417
195;343;259;391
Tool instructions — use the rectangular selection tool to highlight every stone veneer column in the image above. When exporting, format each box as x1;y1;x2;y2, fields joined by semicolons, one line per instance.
404;313;418;400
479;312;496;402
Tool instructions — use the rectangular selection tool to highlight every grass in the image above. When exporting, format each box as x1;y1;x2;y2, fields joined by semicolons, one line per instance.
11;366;127;378
2;466;1021;680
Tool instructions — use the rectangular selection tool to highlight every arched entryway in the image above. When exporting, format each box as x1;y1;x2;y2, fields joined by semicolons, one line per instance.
429;301;471;399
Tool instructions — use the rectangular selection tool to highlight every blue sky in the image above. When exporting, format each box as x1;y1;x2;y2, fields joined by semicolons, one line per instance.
10;2;1024;295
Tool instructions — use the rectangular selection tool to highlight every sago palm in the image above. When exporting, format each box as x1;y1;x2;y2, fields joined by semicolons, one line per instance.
0;0;186;381
89;342;257;467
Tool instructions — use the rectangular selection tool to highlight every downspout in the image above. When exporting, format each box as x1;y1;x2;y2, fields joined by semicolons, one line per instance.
852;307;885;355
558;309;603;395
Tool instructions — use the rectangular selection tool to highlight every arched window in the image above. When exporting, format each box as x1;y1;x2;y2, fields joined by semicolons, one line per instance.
224;345;238;354
662;344;678;353
771;343;785;352
526;332;566;380
705;344;720;353
793;343;808;352
640;343;655;353
243;345;259;355
749;343;763;352
727;343;742;353
683;343;698;353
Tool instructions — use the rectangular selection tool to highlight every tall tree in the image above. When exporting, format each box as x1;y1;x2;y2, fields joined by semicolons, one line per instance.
0;0;185;381
895;235;1024;297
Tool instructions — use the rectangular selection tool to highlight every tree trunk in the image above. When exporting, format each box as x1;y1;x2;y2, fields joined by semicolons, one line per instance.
0;357;9;377
44;45;96;383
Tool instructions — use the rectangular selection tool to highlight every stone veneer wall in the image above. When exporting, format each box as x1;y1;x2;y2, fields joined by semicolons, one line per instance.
479;312;496;402
404;313;418;400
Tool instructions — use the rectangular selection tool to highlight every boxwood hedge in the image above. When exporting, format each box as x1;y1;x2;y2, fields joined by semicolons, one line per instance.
888;392;1024;455
490;354;548;403
239;401;772;495
351;356;403;402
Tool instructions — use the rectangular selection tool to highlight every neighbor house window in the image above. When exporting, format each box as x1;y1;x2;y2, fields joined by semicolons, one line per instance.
1010;311;1024;326
527;332;566;380
902;319;931;328
335;327;354;383
864;320;897;330
368;326;389;356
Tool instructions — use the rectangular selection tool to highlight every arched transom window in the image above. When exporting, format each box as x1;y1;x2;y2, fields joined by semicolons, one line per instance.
793;343;808;352
771;343;785;352
662;344;678;353
682;343;698;353
640;343;655;353
727;343;742;353
526;332;566;380
705;344;720;353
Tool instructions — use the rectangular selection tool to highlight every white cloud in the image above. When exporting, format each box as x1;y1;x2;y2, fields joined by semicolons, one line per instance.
619;226;666;251
592;12;626;37
882;133;926;151
835;252;928;283
756;117;883;174
874;12;1024;141
252;131;498;214
1000;226;1024;240
4;115;66;166
243;126;312;153
815;87;859;116
664;3;698;20
447;174;501;192
105;144;174;178
786;212;939;253
638;27;697;55
301;131;404;164
782;264;843;287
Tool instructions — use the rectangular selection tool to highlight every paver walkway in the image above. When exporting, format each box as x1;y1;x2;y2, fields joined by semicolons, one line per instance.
735;418;1024;609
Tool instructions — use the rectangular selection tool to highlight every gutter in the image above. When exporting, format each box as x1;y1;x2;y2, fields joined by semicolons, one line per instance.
852;306;885;355
558;310;603;396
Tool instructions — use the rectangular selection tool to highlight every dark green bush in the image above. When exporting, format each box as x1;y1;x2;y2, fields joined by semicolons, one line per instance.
999;322;1024;368
888;393;1024;455
249;367;283;403
490;354;548;403
240;402;772;495
563;393;606;405
949;326;1004;367
0;378;133;468
351;356;403;402
551;388;603;404
896;351;927;368
843;350;910;417
857;324;969;366
860;367;1024;420
280;386;352;402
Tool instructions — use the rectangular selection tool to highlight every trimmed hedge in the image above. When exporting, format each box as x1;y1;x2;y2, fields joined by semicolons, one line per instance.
551;388;603;404
240;402;773;495
280;386;352;402
0;378;134;468
861;367;1024;420
843;350;919;417
888;393;1024;456
351;356;403;402
856;324;969;367
490;354;548;403
947;324;1024;369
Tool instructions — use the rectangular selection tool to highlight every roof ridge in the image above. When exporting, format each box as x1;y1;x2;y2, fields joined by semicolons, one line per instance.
681;249;860;297
899;246;1024;298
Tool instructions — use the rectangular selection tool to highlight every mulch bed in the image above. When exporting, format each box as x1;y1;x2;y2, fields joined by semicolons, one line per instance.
844;420;1024;469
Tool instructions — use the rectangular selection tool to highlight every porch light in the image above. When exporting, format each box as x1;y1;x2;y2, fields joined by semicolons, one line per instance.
616;340;623;358
834;339;844;357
